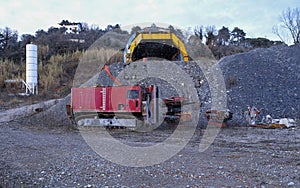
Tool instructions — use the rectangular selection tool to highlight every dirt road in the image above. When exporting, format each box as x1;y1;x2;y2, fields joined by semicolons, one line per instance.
0;121;299;187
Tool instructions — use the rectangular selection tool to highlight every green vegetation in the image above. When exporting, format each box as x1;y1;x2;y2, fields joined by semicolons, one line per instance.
194;25;284;59
0;48;117;99
0;23;121;99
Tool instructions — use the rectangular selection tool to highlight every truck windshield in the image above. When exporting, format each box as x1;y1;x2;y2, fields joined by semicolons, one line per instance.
127;90;139;99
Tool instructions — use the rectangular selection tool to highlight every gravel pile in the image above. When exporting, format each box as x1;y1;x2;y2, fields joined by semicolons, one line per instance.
97;60;211;126
219;44;300;125
97;43;300;126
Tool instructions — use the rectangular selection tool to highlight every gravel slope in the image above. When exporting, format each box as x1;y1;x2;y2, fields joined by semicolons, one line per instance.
219;44;300;125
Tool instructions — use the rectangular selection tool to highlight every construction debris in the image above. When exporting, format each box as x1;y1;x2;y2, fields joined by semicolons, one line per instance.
205;109;233;127
244;106;260;125
252;114;297;129
265;116;296;128
273;118;296;128
244;105;297;129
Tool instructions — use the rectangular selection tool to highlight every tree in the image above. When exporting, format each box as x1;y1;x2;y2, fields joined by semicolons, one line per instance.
130;26;142;35
20;34;35;44
231;27;246;45
81;22;89;32
273;7;300;44
168;25;175;32
205;25;217;47
216;26;230;46
19;34;36;61
245;37;283;48
35;29;47;38
194;25;204;41
105;24;121;32
47;27;61;34
0;27;18;49
0;27;19;60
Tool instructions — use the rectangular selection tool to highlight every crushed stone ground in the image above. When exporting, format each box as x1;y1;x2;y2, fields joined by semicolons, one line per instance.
0;122;299;187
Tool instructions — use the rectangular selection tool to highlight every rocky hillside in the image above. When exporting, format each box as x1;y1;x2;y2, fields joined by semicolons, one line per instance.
6;44;299;128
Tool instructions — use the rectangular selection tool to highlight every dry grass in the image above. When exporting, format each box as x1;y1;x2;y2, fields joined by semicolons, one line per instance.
39;61;64;92
0;59;25;87
39;50;84;93
1;48;119;97
80;48;118;65
49;50;82;64
73;48;119;87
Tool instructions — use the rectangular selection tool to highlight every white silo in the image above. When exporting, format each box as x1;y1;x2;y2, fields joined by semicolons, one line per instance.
26;44;38;95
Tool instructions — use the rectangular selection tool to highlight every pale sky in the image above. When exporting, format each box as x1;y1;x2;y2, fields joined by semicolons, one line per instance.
0;0;299;42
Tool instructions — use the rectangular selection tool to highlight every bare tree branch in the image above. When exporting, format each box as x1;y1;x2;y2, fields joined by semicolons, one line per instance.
277;7;300;44
194;25;204;41
272;25;285;43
